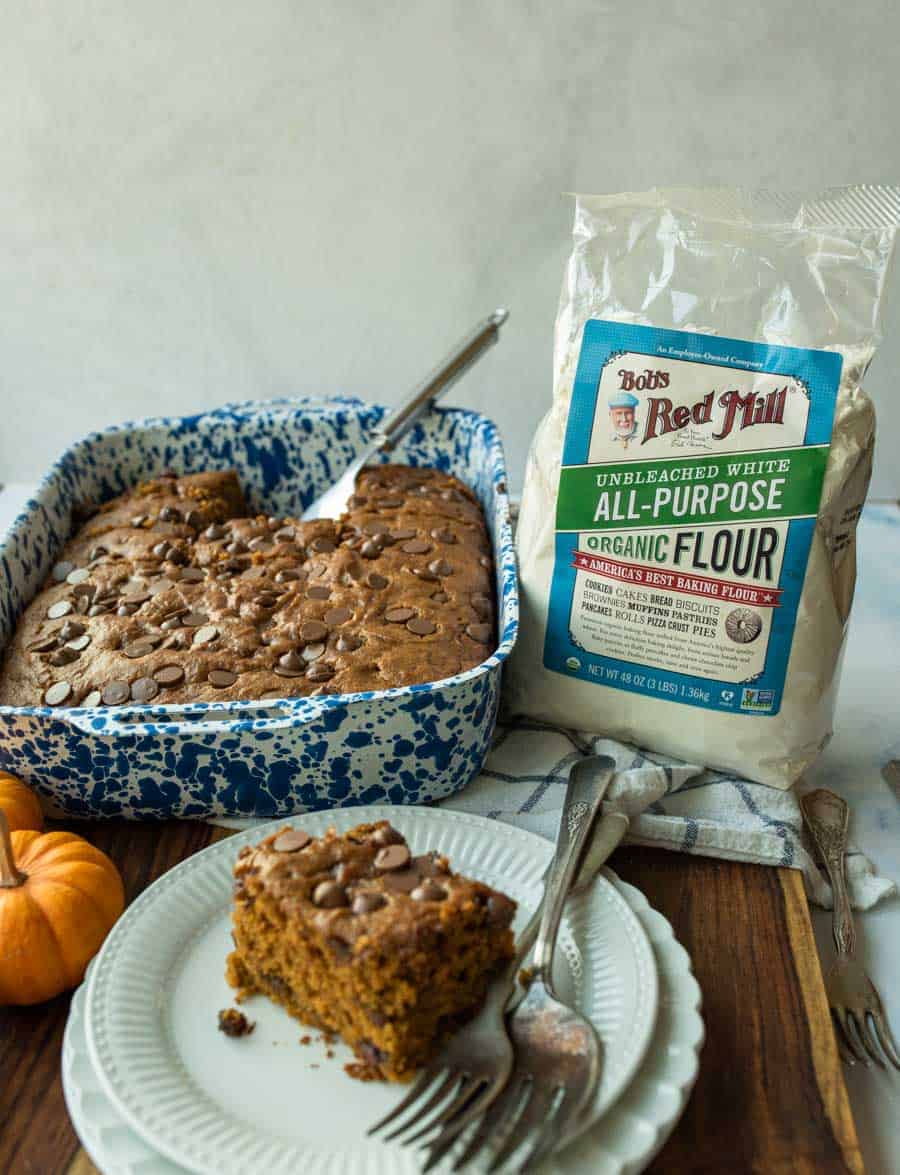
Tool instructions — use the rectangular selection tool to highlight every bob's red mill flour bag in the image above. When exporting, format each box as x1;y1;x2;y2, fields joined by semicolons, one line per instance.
507;187;900;788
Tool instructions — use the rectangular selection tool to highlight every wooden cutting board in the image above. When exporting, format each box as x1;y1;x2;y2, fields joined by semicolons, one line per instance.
0;823;863;1175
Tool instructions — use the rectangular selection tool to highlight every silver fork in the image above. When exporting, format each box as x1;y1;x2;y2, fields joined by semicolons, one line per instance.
448;757;625;1174
801;787;900;1070
367;755;622;1162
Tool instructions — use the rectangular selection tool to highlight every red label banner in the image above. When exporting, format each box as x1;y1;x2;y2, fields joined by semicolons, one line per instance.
572;551;783;607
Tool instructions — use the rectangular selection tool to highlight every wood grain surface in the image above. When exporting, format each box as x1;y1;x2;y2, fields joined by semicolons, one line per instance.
0;823;862;1175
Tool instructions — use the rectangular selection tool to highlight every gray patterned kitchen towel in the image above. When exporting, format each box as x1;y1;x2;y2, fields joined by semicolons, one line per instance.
442;718;896;910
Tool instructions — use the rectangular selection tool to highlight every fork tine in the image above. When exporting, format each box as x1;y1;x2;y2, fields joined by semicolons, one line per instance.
420;1079;502;1172
367;1067;442;1135
839;1008;873;1067
519;1088;583;1173
832;1008;869;1066
452;1076;529;1172
398;1074;479;1145
870;1008;900;1071
486;1081;556;1174
852;1012;886;1069
381;1071;457;1142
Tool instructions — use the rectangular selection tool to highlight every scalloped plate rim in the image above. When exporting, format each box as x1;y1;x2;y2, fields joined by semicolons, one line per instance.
82;807;664;1174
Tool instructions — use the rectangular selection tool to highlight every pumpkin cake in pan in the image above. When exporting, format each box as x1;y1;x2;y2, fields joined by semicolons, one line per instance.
226;820;517;1081
0;465;495;707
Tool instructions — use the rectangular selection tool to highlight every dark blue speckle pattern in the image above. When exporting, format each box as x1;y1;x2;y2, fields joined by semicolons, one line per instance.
0;398;518;820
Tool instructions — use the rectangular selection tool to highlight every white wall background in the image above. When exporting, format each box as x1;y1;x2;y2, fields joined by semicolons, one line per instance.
2;0;899;497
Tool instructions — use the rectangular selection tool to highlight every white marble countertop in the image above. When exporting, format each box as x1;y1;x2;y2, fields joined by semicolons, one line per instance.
1;482;898;1172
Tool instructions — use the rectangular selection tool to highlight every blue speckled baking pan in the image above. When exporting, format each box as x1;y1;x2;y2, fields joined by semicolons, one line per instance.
0;398;518;819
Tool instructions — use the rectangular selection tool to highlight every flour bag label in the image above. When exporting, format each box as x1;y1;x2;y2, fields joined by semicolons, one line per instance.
543;320;842;716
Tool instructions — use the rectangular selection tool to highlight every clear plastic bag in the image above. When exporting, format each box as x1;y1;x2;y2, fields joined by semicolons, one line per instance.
507;186;900;787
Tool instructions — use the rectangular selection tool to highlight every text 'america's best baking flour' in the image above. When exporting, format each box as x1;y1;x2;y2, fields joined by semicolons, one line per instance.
506;187;900;788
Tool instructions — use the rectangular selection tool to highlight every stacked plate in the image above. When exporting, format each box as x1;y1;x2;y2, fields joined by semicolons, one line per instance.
63;807;704;1174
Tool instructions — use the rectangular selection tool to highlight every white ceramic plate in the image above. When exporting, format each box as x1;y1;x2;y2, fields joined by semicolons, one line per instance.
81;807;665;1175
64;869;703;1175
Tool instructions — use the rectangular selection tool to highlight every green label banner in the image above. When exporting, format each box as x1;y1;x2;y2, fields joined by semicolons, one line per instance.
555;445;829;532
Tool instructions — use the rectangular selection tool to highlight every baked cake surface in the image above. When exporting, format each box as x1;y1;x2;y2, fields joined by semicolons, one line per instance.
226;820;516;1081
0;465;495;707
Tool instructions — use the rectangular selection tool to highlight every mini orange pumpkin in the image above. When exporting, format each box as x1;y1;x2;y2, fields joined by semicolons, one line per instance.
0;810;125;1005
0;770;45;832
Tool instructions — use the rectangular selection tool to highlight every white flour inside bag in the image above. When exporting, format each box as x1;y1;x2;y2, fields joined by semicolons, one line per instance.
507;187;900;788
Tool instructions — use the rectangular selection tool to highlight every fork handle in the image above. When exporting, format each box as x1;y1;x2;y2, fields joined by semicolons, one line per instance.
801;788;855;958
532;756;617;988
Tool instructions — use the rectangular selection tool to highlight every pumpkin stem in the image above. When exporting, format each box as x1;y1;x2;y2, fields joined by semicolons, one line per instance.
0;809;26;888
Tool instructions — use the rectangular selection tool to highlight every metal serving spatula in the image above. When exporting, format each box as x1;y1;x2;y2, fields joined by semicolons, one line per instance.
302;309;508;520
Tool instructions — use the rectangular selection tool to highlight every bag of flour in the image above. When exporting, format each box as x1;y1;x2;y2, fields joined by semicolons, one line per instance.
507;186;900;788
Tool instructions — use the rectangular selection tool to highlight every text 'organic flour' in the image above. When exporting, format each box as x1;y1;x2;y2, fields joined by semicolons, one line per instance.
507;187;900;788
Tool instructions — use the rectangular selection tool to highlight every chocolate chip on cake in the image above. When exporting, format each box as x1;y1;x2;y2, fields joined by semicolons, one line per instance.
204;522;228;540
130;514;148;528
131;676;159;703
275;568;304;583
273;829;311;853
310;537;336;554
121;590;151;606
81;689;103;707
360;540;381;559
65;569;89;587
471;594;491;618
160;615;182;631
336;633;362;652
184;509;204;530
401;538;431;554
28;635;58;653
180;567;205;583
431;528;457;543
279;650;305;671
299;620;328;643
431;591;449;604
313;880;349;908
192;625;219;646
64;634;92;652
411;880;447;902
428;559;453;577
366;572;388;590
158;505;181;523
52;561;75;582
181;611;209;627
47;600;73;620
466;623;492;643
59;620;86;641
412;567;439;582
352;891;387;914
306;661;335;682
307;585;331;600
372;825;405;847
247;536;272;552
323;607;352;626
102;681;130;706
209;668;238;688
43;681;72;706
49;647;80;666
374;844;411;872
123;639;155;659
154;665;185;687
384;607;415;623
302;642;326;662
407;617;436;636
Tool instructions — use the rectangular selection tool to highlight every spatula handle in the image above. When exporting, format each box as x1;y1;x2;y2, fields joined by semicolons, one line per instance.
378;309;508;449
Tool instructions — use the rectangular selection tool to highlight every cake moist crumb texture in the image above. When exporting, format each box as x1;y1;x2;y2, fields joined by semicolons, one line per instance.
226;820;517;1081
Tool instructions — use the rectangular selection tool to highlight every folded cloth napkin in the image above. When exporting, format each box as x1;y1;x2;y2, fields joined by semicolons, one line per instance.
441;718;896;911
